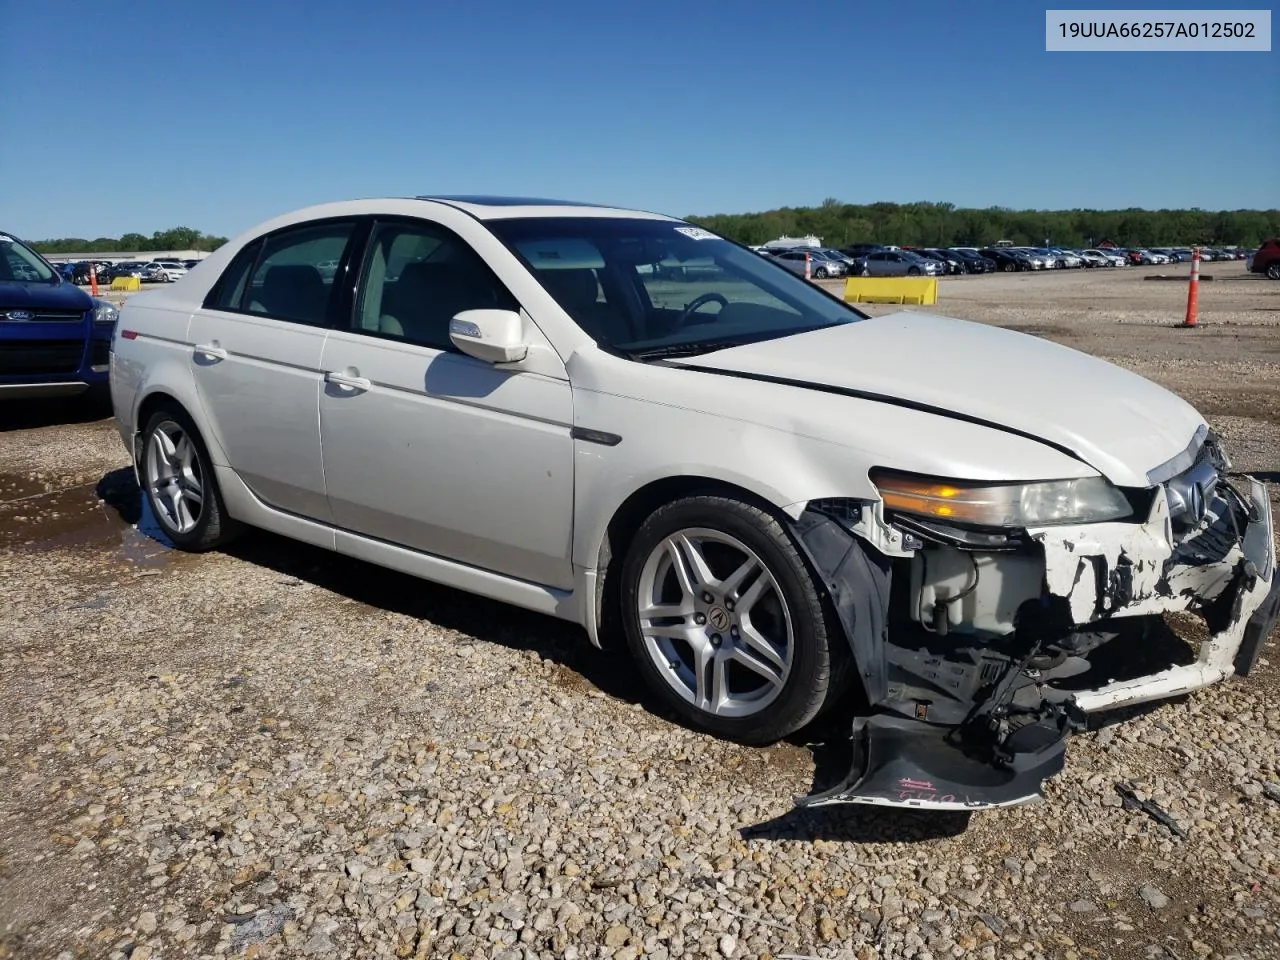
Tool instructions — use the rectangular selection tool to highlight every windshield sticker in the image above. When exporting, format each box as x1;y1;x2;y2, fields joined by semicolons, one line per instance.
515;237;606;270
674;227;717;241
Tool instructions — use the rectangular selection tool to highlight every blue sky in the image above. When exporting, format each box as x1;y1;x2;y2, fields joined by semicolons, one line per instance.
2;0;1275;240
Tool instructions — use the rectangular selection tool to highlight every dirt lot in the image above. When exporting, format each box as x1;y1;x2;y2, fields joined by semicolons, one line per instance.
2;264;1278;960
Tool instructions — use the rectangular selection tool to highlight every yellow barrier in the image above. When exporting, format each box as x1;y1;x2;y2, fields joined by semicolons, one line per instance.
110;276;142;291
843;276;937;306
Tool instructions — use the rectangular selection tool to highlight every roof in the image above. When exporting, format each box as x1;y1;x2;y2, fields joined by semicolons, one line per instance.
415;195;678;222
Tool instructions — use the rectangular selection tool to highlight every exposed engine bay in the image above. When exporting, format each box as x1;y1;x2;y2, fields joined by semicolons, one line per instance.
790;432;1279;810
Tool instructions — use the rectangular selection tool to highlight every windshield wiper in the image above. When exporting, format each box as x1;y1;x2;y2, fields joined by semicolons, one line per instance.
627;339;747;361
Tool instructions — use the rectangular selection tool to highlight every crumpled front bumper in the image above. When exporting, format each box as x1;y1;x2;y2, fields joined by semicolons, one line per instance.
1032;476;1277;714
797;475;1278;813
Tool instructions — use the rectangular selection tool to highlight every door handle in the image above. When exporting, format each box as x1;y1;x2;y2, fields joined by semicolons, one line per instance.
325;370;372;392
194;343;227;361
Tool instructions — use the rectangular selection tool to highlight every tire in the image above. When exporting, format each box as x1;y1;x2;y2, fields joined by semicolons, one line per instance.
907;266;921;276
1267;262;1280;280
814;267;827;279
140;405;240;551
1002;261;1016;273
619;495;843;745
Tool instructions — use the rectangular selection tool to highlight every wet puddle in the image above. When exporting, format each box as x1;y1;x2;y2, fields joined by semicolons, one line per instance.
0;472;62;502
0;471;177;568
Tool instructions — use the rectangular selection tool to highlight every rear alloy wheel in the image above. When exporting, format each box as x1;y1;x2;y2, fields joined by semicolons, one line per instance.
620;496;842;744
1267;262;1280;280
141;407;239;550
1003;261;1017;272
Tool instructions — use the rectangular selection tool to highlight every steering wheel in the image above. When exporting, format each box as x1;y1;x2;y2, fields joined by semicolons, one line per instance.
674;292;728;329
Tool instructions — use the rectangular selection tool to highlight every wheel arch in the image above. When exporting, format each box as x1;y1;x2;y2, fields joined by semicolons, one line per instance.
588;474;794;651
130;375;224;473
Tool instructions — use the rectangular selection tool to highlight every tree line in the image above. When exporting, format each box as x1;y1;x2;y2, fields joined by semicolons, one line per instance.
25;203;1280;255
29;227;229;255
686;200;1280;249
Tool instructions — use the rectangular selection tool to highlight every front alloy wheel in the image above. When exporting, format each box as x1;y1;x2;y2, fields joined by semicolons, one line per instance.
636;528;793;718
621;496;844;744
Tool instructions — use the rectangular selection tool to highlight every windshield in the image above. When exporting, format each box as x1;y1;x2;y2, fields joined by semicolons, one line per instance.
0;233;58;284
489;217;866;358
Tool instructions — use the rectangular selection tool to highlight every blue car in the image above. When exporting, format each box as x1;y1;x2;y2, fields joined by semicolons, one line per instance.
1;231;118;400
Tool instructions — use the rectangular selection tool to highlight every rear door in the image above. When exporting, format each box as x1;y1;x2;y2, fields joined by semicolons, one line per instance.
186;218;360;522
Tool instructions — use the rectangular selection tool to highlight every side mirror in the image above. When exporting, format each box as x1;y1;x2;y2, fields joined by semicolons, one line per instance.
449;309;528;364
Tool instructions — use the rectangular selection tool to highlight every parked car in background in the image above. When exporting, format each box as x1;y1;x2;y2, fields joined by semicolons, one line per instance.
1011;249;1049;270
1084;248;1126;267
155;261;189;282
768;248;846;278
0;230;118;399
1077;250;1108;268
67;261;99;284
106;195;1279;811
816;248;860;271
1247;238;1280;279
1045;249;1082;269
915;249;964;274
858;249;943;277
839;243;886;259
945;249;992;273
978;248;1030;272
107;261;151;282
112;261;172;283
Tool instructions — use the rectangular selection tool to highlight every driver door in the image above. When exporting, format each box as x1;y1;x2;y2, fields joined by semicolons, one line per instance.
317;216;576;589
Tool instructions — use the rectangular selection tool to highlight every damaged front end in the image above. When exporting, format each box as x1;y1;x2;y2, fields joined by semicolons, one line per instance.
791;433;1279;811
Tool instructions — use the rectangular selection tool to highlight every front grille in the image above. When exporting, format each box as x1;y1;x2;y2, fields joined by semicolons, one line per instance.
0;340;85;375
0;308;88;323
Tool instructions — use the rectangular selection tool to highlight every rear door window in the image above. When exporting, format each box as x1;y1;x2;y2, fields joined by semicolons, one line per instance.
242;221;359;326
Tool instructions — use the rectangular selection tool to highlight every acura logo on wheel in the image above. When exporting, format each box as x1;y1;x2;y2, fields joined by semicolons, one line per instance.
708;607;731;631
4;310;34;321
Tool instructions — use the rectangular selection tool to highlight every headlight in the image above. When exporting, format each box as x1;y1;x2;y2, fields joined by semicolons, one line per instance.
870;470;1133;527
92;299;119;325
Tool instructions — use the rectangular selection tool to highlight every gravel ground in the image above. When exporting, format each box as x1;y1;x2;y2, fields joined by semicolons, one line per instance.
2;265;1278;960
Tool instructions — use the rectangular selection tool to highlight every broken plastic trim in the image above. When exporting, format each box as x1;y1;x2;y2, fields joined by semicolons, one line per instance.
789;504;892;706
796;714;1065;811
890;513;1027;552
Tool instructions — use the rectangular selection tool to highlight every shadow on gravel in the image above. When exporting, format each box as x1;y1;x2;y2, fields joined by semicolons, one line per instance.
221;521;652;707
738;806;972;844
0;392;112;432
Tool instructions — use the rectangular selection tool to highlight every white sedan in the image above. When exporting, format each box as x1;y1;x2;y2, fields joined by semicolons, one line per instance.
109;196;1279;810
154;261;188;282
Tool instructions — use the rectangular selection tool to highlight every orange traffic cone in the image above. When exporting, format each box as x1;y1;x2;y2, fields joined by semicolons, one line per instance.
1181;248;1200;327
90;264;99;297
804;251;812;281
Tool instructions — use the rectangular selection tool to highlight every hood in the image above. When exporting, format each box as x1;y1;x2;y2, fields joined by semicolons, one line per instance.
683;312;1205;488
0;278;94;312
